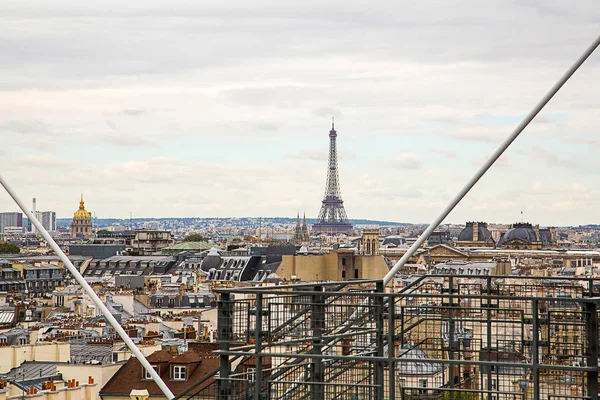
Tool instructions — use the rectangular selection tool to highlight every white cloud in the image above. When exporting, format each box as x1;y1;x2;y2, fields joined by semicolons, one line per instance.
0;1;599;224
392;153;422;170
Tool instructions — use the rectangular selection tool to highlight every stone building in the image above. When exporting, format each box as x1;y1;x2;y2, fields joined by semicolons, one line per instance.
360;229;380;255
497;222;556;250
293;212;310;244
131;230;175;255
278;249;389;281
71;195;93;239
454;222;495;248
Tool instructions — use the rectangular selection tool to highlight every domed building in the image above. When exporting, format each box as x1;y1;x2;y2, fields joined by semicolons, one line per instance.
497;222;556;250
455;222;495;248
71;195;93;239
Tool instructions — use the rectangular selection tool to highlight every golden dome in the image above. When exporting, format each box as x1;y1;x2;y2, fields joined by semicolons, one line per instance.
73;194;91;220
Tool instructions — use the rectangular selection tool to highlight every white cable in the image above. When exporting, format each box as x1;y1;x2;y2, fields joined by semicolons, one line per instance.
284;32;600;396
0;175;175;399
384;33;600;285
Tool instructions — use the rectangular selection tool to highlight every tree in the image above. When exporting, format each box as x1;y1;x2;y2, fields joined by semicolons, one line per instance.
96;229;112;236
442;391;479;400
183;234;204;242
0;242;20;254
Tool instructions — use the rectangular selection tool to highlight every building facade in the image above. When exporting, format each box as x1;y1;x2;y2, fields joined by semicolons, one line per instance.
23;264;64;297
131;230;175;255
360;228;380;255
454;221;495;248
71;195;93;239
0;213;22;234
39;211;56;232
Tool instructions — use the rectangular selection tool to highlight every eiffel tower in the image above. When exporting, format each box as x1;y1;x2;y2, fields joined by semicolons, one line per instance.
312;120;353;235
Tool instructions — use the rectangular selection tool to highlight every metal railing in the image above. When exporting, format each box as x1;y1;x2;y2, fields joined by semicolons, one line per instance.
184;275;600;400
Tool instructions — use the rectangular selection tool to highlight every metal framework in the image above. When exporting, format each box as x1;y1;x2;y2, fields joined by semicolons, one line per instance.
312;120;353;235
193;276;600;400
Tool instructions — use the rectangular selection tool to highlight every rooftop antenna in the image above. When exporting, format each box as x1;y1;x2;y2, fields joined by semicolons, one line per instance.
521;210;524;223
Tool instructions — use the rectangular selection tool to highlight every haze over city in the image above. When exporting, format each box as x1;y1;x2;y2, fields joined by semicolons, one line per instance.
1;1;600;226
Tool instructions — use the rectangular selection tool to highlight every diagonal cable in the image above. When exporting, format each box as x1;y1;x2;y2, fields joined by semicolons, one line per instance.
384;33;600;285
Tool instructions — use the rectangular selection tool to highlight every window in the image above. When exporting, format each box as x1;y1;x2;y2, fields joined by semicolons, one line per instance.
18;337;27;345
172;365;186;381
354;269;359;279
418;379;427;394
341;258;346;266
0;338;6;344
144;365;159;380
341;270;345;279
247;367;255;382
169;298;175;307
112;353;119;363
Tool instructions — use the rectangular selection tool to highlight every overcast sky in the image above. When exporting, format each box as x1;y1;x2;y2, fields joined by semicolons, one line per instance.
1;1;599;225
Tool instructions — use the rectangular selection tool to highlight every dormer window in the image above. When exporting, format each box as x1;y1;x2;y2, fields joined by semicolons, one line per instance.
172;365;187;381
144;365;159;380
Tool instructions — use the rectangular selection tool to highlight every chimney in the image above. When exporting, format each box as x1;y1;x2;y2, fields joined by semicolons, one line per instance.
472;222;479;242
534;224;540;242
31;198;37;234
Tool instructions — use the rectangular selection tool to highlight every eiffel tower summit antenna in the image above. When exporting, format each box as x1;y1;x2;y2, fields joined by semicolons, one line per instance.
312;120;353;235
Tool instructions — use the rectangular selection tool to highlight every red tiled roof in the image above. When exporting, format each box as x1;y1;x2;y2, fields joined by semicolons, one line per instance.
172;352;202;364
146;350;173;363
187;342;219;356
100;350;219;397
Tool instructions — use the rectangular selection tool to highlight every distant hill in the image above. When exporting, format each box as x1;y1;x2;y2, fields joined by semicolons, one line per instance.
57;216;410;228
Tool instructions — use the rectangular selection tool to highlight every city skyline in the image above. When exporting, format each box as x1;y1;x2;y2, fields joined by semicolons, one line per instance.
1;2;599;225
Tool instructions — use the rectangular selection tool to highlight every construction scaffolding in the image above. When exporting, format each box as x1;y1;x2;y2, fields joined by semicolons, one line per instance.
181;275;600;400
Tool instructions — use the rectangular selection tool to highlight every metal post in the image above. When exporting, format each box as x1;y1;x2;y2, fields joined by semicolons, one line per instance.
383;33;600;286
374;281;385;400
311;286;325;400
532;300;539;400
254;293;263;400
585;301;599;399
217;293;233;400
0;174;175;399
448;276;455;400
486;277;492;400
387;292;396;400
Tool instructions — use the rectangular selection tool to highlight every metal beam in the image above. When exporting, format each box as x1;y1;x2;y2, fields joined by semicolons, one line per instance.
0;174;175;400
383;33;600;285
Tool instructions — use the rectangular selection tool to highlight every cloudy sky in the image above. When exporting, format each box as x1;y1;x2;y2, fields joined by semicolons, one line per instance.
1;1;599;225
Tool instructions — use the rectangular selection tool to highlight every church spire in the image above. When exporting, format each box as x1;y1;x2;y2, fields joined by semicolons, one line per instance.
79;194;85;210
300;212;309;242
